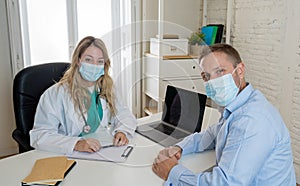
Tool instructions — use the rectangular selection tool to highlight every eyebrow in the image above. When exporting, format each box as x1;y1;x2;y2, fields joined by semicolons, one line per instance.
211;66;222;71
83;55;104;60
83;55;93;58
202;66;221;72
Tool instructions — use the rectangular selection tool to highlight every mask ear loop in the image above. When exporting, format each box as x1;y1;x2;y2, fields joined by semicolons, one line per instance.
232;66;242;91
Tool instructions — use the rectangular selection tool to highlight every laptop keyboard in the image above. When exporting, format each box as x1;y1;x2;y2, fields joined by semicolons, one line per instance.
153;124;189;139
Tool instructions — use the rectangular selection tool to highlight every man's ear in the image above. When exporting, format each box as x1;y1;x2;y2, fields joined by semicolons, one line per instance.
236;62;245;79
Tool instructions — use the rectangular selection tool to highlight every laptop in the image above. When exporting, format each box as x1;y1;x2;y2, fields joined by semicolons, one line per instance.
136;85;207;147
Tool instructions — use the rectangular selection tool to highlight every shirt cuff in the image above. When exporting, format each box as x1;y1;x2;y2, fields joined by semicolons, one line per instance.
175;143;187;155
165;164;189;185
113;130;128;137
69;137;83;154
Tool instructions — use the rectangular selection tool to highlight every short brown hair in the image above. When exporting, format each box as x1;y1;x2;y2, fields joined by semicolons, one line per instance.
199;43;242;67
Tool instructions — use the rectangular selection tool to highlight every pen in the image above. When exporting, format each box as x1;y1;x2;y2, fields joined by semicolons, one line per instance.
101;144;115;149
113;137;121;146
116;138;121;145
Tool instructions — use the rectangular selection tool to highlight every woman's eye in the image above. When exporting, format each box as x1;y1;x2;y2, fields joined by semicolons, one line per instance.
98;59;105;64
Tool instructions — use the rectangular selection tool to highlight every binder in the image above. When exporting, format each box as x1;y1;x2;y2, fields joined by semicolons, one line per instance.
207;24;224;43
201;26;219;45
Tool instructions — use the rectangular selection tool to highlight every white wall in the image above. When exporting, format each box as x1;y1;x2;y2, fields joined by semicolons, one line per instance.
206;0;300;183
163;0;201;38
0;0;18;156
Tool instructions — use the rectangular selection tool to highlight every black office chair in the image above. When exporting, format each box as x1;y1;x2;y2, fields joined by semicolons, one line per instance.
12;62;70;153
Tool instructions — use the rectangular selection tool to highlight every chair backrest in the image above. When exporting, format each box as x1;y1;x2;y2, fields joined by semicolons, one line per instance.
12;62;70;153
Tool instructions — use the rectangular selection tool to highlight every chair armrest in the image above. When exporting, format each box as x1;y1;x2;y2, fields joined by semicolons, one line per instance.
12;129;34;153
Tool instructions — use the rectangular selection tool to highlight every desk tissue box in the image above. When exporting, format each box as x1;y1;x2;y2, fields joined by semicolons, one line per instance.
150;38;188;56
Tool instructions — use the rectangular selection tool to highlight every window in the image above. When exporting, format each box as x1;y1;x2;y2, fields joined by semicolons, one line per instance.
8;0;141;116
6;0;141;113
19;0;114;66
21;0;69;66
77;0;112;40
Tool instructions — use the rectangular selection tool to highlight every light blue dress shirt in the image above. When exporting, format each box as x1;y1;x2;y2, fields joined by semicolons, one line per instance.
165;84;296;186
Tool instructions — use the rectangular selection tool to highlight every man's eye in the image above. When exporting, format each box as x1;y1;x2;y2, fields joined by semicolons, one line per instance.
216;69;225;75
201;72;210;81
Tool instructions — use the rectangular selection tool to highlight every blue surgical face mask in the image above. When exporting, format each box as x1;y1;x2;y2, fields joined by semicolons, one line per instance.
79;62;104;82
204;72;239;107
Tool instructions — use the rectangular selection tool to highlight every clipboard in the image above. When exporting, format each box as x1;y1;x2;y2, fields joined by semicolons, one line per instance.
68;145;134;163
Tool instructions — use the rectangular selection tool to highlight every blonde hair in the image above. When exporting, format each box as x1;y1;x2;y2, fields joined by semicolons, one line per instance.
58;36;116;115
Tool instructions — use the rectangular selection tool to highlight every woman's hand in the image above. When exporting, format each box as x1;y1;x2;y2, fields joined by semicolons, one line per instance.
74;138;101;152
113;132;129;146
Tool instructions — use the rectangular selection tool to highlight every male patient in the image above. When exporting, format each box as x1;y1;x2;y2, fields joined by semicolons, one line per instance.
152;44;296;185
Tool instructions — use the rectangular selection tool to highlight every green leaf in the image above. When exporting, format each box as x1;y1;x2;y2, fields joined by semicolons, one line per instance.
188;32;205;45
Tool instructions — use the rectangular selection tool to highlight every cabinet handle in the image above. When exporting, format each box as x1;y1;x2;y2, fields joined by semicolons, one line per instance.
192;65;196;69
170;46;177;51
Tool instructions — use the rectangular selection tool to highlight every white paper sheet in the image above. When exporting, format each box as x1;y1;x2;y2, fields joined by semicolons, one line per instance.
68;127;134;162
68;145;134;162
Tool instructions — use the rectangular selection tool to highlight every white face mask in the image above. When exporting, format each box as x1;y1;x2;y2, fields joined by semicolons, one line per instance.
79;62;104;82
204;71;239;107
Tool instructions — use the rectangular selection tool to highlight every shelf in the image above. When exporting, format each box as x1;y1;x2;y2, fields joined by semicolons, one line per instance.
144;52;199;60
144;90;159;102
144;107;158;116
143;93;159;116
162;55;196;60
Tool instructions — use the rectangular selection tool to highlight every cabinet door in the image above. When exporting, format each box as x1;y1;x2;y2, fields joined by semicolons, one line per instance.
144;76;160;101
160;78;206;100
143;56;159;77
160;59;201;78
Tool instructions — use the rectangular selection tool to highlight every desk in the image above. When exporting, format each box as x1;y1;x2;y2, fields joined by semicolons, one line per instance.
0;107;219;186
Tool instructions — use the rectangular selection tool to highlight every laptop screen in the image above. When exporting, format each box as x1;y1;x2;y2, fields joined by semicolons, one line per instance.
161;85;207;133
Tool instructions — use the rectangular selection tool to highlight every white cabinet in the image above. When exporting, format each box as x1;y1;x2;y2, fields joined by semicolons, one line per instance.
143;54;205;115
140;0;232;116
141;0;203;116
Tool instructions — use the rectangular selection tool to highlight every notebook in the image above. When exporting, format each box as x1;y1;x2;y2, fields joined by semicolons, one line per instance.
22;156;76;186
136;85;207;147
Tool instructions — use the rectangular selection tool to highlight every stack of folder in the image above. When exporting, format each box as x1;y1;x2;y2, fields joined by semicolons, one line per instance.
22;156;76;186
201;24;224;46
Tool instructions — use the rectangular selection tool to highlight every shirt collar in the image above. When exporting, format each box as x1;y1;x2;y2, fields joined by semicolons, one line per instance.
222;83;254;119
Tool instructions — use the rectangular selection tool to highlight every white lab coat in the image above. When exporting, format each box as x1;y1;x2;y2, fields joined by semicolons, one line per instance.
30;83;137;154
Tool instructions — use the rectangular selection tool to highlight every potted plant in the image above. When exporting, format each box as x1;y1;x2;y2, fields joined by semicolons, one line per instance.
188;32;205;56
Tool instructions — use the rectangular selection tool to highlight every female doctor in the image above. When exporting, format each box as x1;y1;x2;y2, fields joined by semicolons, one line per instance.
30;36;137;154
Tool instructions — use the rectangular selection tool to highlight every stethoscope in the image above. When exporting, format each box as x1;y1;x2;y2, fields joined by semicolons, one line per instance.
78;93;102;134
